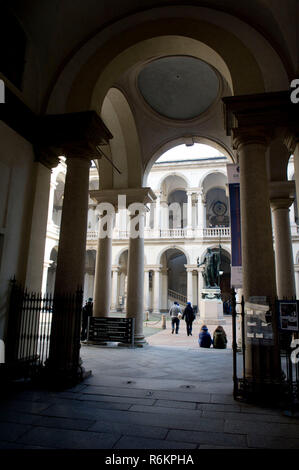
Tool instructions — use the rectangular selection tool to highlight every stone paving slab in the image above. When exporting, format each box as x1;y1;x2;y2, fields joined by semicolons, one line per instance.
166;429;248;448
0;422;32;443
114;436;198;449
129;404;204;418
16;426;120;449
154;399;197;410
88;421;168;440
77;393;156;406
247;433;299;449
224;420;299;438
32;416;96;431
202;410;299;424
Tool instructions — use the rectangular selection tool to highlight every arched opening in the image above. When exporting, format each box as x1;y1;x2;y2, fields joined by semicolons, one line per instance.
46;247;58;295
160;248;188;310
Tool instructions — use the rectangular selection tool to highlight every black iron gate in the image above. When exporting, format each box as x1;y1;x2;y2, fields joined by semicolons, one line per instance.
3;279;83;383
231;288;299;408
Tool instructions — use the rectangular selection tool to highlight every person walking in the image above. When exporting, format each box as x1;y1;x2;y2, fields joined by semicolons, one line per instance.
213;325;228;349
182;301;195;336
169;301;182;334
81;297;93;341
198;325;212;348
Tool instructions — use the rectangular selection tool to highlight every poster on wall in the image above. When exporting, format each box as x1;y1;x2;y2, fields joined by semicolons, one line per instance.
227;164;242;288
245;302;274;345
278;301;299;332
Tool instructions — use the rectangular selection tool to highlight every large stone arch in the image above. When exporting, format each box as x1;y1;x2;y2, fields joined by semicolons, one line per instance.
199;170;228;191
100;87;143;188
45;6;289;115
114;246;147;266
157;172;190;193
143;137;234;185
156;245;190;266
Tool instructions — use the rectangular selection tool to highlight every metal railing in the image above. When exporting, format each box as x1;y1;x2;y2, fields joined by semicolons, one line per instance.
3;279;83;383
168;289;187;304
231;289;299;408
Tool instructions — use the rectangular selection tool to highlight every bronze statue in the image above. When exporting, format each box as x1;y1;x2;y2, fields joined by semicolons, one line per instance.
197;248;221;288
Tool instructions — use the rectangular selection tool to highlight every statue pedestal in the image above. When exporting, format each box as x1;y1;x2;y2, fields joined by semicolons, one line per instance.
199;289;225;325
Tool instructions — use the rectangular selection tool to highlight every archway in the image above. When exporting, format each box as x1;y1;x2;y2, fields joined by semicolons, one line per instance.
46;247;58;295
160;248;188;311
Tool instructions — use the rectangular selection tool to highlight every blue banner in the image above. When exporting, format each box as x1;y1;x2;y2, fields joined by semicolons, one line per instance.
227;164;242;287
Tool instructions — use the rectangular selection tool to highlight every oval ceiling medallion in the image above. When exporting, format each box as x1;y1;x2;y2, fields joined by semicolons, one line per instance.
138;56;219;120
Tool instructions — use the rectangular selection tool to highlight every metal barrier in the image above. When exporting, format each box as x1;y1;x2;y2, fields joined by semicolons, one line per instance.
2;279;83;383
232;288;299;409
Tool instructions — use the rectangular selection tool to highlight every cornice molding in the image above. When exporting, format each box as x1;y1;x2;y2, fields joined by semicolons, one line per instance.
223;91;299;151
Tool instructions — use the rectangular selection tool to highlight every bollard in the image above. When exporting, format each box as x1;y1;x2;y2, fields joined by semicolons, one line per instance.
162;314;166;329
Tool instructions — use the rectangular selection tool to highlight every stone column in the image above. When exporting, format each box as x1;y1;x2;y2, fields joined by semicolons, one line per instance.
41;261;51;296
153;267;161;314
93;210;114;317
293;144;299;211
235;132;280;383
144;269;150;312
25;162;54;292
161;269;169;310
54;156;90;294
197;267;204;306
270;192;296;299
154;191;161;233
47;180;57;224
197;190;205;230
126;207;146;345
186;268;193;305
186;190;193;229
49;154;91;379
111;266;120;311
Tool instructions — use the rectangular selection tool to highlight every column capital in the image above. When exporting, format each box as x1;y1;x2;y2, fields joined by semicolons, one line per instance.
35;145;60;169
232;128;270;152
36;111;113;164
111;265;120;273
90;188;156;209
282;130;299;154
197;266;205;274
147;264;162;272
223;91;299;154
270;197;294;211
184;264;197;272
269;180;295;203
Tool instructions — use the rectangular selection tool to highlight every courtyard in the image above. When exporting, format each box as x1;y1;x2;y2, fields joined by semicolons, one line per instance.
0;320;298;450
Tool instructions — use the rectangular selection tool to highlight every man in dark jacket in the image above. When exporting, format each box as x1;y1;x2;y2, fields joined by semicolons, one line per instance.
182;302;195;336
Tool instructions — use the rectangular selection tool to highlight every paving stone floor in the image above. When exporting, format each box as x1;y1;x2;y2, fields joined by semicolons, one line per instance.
0;323;298;450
